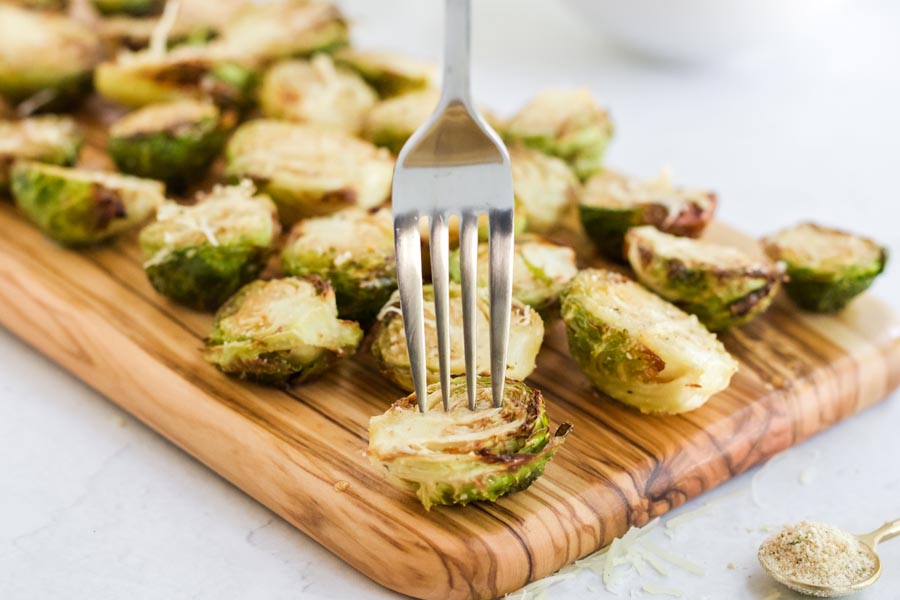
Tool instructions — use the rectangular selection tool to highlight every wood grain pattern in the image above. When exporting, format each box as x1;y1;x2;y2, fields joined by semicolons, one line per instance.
0;104;898;599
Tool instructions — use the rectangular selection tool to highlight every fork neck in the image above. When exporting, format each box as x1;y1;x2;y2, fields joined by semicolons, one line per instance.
441;0;473;107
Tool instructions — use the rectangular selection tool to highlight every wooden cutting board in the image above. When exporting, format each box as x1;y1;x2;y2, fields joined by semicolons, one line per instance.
1;103;898;600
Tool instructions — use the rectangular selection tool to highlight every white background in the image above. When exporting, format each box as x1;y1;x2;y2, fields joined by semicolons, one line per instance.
2;1;900;598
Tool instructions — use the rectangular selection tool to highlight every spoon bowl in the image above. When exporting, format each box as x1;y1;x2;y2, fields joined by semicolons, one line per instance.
759;519;900;597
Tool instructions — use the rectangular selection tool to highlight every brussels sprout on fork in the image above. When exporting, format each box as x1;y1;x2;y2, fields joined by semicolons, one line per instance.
368;377;571;510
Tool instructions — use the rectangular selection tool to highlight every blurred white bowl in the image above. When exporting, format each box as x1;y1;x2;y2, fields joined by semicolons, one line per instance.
563;0;842;64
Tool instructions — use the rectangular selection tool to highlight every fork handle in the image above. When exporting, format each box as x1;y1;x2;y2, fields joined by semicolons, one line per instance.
441;0;472;105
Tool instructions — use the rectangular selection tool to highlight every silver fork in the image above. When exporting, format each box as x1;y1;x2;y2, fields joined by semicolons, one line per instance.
392;0;515;413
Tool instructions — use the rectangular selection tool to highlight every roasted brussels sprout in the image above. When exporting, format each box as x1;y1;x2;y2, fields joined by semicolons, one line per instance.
334;48;435;98
504;88;612;181
225;119;394;225
282;207;394;322
11;161;164;245
560;269;737;414
508;144;579;234
361;88;438;154
361;88;505;157
258;55;377;134
371;284;544;392
368;377;571;510
98;16;212;52
94;44;256;108
762;223;887;313
139;182;280;311
579;168;717;261
625;226;782;331
0;116;82;191
204;276;363;385
108;99;233;186
0;5;101;108
91;0;161;17
217;0;348;64
449;236;578;312
97;0;244;52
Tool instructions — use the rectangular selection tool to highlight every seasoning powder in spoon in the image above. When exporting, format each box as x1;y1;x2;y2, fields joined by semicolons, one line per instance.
759;521;877;589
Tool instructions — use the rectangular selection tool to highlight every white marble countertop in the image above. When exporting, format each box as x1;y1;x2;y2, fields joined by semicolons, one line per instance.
2;1;899;598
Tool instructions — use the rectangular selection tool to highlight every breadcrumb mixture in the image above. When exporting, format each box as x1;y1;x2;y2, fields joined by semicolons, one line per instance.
758;521;876;588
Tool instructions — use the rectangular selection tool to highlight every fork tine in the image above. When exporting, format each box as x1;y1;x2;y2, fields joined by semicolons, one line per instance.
394;213;429;412
488;208;515;408
459;212;479;410
429;212;452;411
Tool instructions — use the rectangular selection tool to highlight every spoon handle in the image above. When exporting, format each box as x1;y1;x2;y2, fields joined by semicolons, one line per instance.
862;518;900;548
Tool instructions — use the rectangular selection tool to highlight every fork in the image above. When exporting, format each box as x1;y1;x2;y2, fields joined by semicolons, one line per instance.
392;0;515;413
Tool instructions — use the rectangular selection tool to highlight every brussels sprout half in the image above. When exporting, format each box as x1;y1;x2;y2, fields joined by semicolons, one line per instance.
625;226;782;331
334;48;435;98
282;207;394;322
258;55;377;135
371;283;544;392
762;223;887;313
0;115;82;191
579;169;717;261
204;276;363;385
508;144;579;234
11;161;164;245
94;44;256;109
108;99;233;186
217;0;348;64
361;88;436;154
561;269;737;414
368;377;571;510
504;89;612;181
140;182;280;311
225;119;394;226
449;236;578;313
0;5;101;108
91;0;161;17
97;0;245;52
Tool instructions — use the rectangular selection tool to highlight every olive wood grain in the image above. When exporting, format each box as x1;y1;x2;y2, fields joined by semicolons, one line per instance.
0;104;897;600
